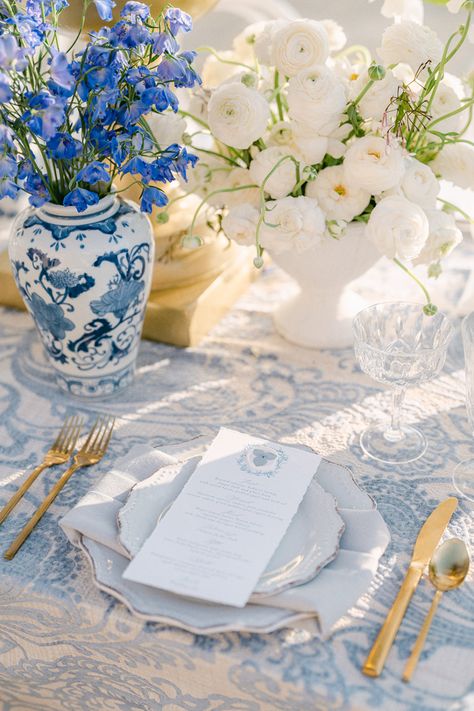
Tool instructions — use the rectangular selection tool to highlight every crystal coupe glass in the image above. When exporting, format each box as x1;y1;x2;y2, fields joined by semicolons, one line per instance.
453;312;474;502
353;303;454;464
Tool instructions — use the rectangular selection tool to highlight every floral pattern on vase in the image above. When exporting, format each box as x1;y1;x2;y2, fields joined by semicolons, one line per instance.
9;195;154;397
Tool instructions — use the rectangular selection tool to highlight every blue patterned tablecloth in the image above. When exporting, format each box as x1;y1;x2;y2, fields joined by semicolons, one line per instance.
0;255;473;711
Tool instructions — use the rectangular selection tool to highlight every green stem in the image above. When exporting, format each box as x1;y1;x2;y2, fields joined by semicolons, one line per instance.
186;183;259;238
438;198;474;223
393;258;433;306
274;70;284;122
178;109;210;130
197;46;256;74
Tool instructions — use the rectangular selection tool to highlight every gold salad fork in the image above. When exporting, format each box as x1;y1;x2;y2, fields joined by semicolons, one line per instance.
0;415;83;526
4;415;116;560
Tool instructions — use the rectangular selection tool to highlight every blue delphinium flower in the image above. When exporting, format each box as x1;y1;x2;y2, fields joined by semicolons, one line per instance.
47;133;83;160
50;52;75;90
140;186;168;213
76;161;110;184
24;173;51;207
0;73;11;102
121;2;149;21
93;0;115;21
0;178;18;199
165;8;192;35
0;35;19;69
0;0;200;217
64;188;100;212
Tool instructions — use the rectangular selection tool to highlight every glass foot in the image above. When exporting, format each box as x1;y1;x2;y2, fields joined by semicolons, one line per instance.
452;459;474;502
360;424;427;464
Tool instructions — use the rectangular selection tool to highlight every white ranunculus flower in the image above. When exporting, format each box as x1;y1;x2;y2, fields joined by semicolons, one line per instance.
378;21;443;73
431;144;474;189
367;195;429;260
356;69;401;121
207;83;270;149
287;65;347;135
254;20;287;65
321;19;347;52
222;167;260;208
232;21;267;63
271;20;330;77
147;112;186;148
260;196;326;254
222;203;259;246
413;209;463;266
429;82;463;134
343;135;405;194
249;146;298;199
370;0;424;23
400;159;440;209
201;51;242;89
305;165;371;221
290;122;329;164
333;56;370;95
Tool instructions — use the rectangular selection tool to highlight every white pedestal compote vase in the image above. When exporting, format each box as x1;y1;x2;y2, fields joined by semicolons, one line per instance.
9;196;154;398
270;223;381;349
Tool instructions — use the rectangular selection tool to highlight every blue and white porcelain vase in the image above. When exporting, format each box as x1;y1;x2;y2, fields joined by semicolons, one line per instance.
8;195;154;398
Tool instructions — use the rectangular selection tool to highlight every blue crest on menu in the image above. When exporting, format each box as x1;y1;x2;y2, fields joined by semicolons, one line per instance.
238;444;288;478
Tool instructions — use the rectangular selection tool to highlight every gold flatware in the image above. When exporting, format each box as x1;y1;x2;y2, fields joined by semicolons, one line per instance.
0;415;83;526
402;538;469;682
4;415;116;560
362;497;458;677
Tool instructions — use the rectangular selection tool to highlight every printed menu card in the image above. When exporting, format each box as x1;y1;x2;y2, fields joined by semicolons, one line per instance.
123;428;321;607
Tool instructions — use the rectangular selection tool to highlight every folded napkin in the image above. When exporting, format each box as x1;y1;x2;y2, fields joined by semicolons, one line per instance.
60;440;390;638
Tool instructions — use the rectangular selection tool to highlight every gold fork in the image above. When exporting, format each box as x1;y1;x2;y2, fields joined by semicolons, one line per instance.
4;415;116;560
0;415;83;527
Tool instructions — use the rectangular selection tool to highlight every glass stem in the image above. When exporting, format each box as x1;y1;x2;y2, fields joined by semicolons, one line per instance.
385;388;406;443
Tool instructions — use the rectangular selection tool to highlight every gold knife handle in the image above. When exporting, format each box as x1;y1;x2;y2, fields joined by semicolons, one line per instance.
402;589;442;683
0;463;49;526
4;461;80;560
363;566;422;677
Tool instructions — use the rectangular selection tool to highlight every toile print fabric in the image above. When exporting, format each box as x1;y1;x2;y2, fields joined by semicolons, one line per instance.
0;249;473;710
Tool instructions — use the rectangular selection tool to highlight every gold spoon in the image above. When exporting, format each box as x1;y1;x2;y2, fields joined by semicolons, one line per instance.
402;538;470;683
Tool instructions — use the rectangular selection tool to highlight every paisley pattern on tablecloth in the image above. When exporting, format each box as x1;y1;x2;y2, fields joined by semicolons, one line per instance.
0;257;473;711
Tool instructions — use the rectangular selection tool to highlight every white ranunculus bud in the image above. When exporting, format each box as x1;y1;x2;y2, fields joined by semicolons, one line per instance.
260;196;326;254
147;112;186;149
343;135;405;194
378;21;443;73
207;83;270;149
287;65;347;135
400;159;440;209
429;82;463;134
222;167;260;208
430;143;474;189
366;194;429;260
321;19;347;53
249;146;298;199
413;209;463;266
305;165;371;221
270;20;330;78
222;203;259;246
